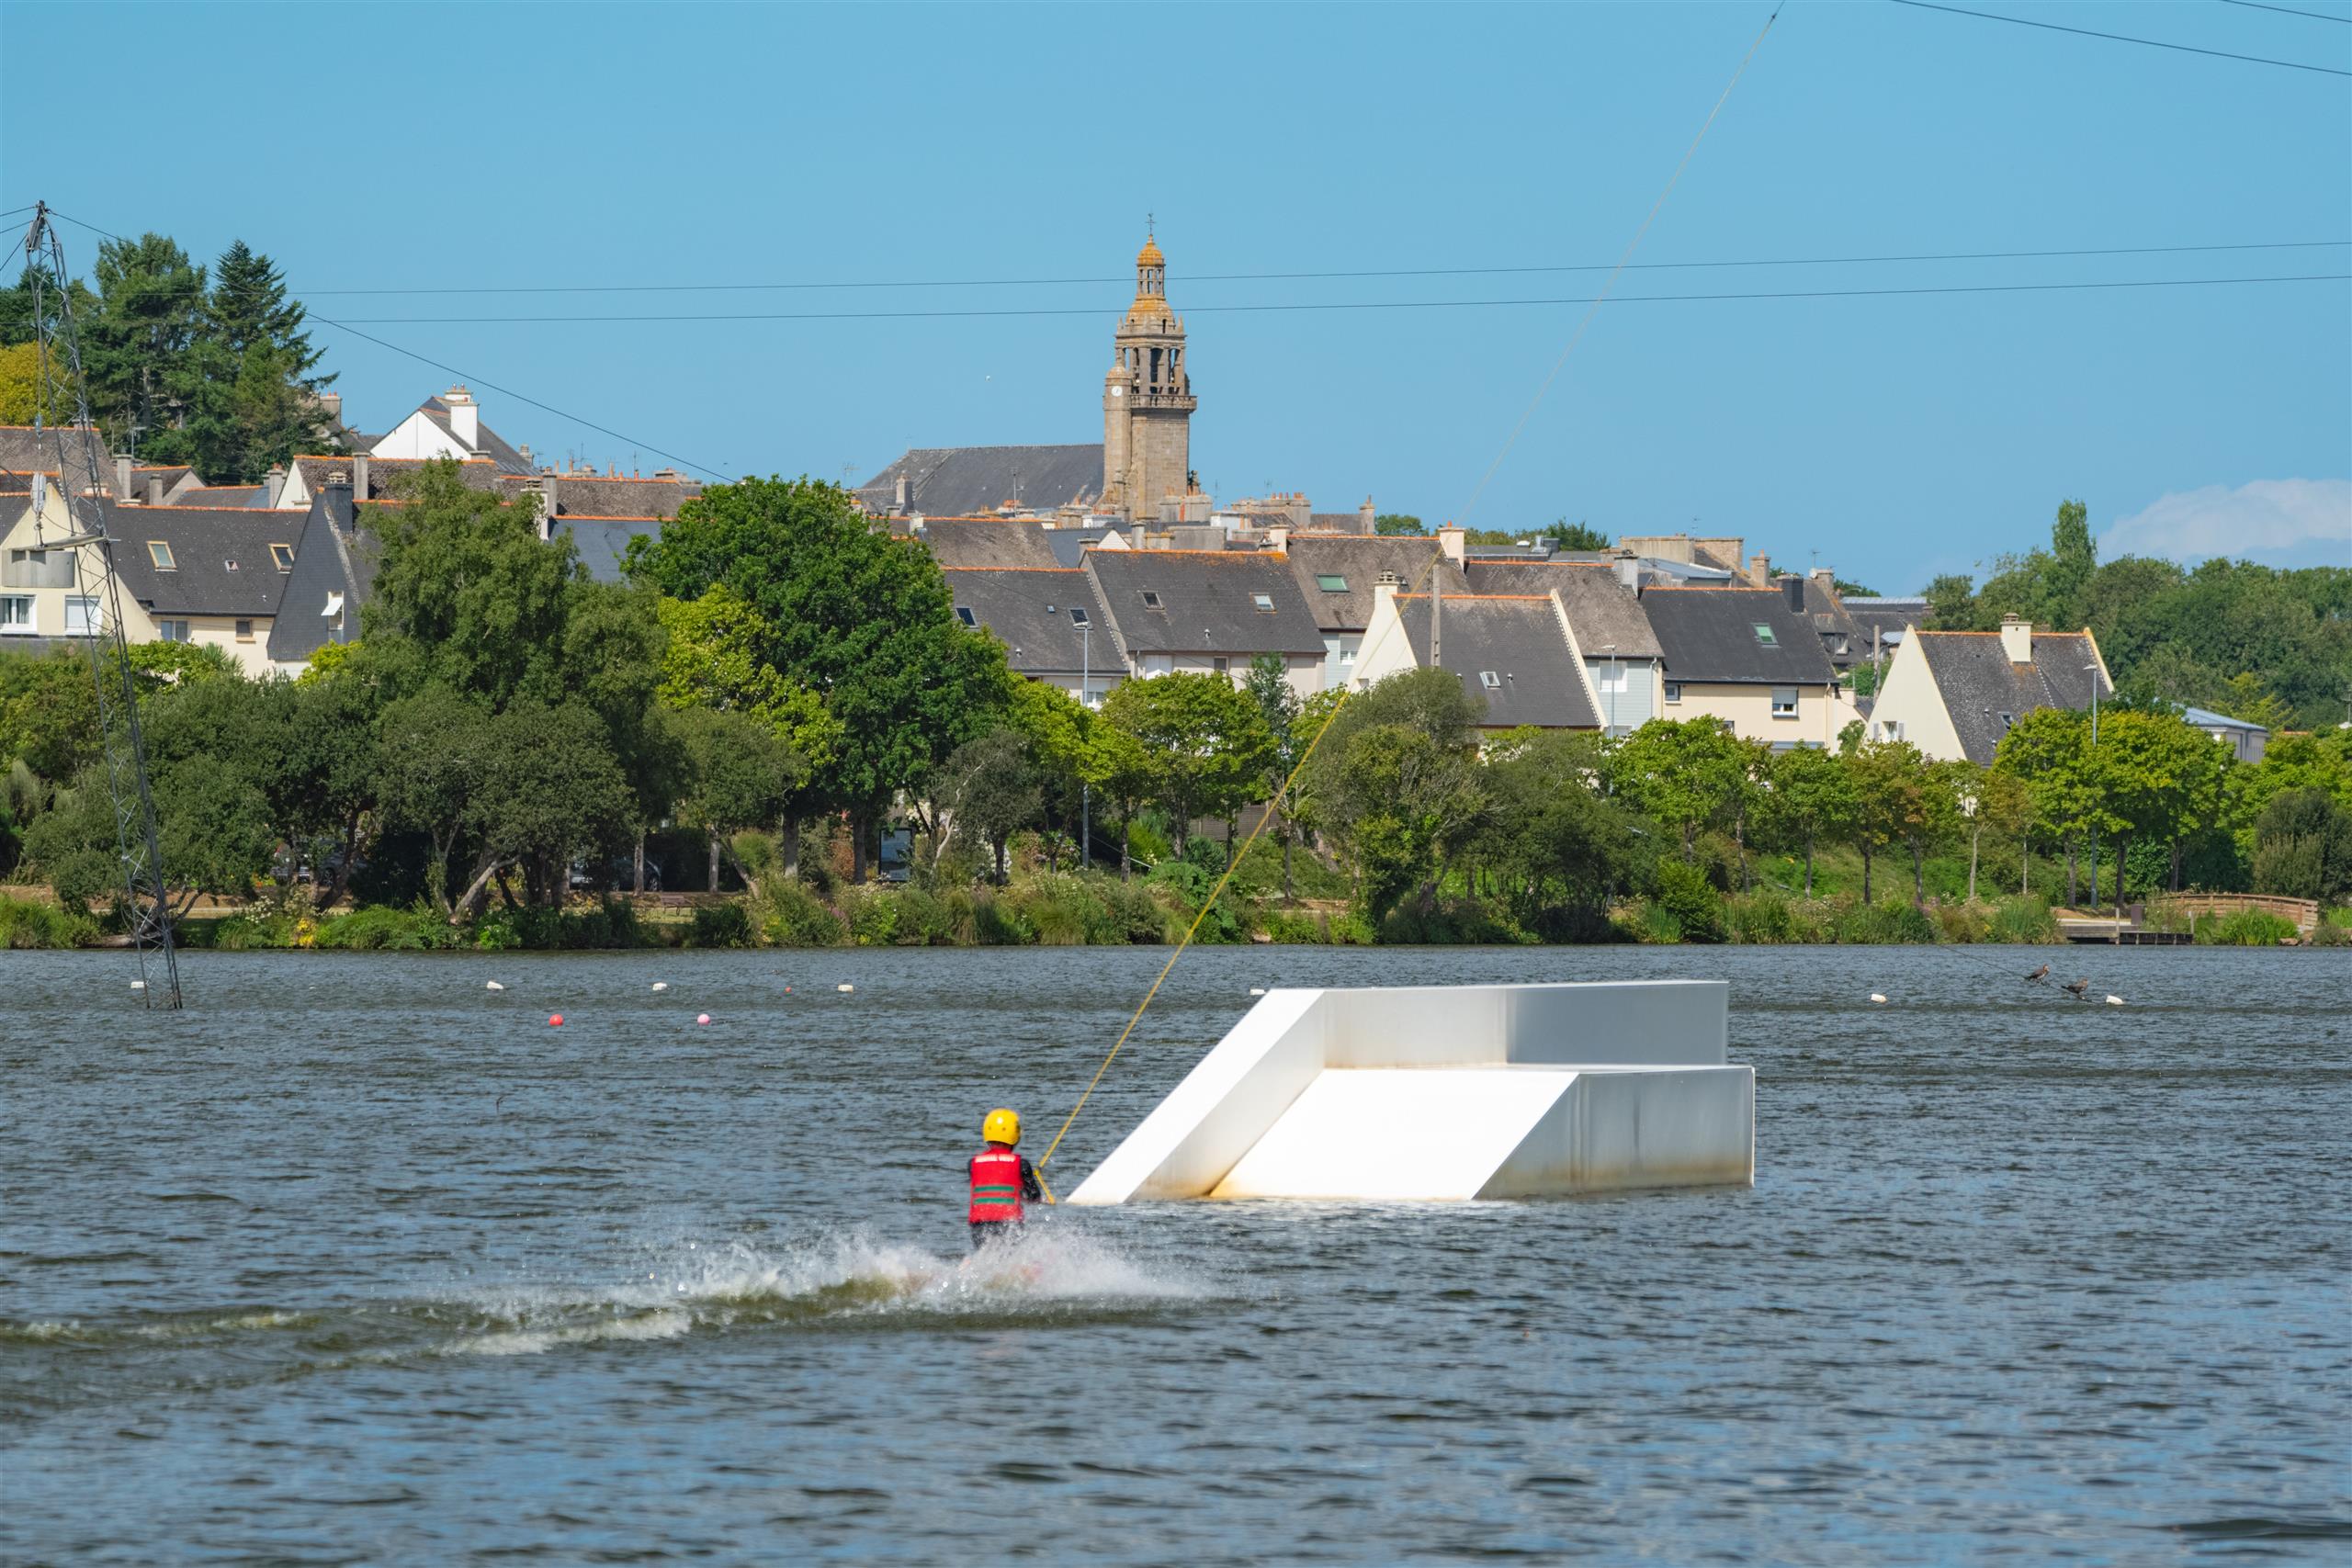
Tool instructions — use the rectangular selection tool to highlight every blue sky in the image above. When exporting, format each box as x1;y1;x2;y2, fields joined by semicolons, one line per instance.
4;1;2346;591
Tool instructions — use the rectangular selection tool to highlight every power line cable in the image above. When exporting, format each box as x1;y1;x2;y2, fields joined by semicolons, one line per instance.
319;272;2352;325
2217;0;2351;23
1888;0;2352;75
298;239;2352;298
308;312;732;479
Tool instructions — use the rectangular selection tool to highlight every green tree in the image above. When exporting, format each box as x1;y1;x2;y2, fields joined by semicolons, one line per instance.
1956;763;2031;902
938;728;1042;883
1923;572;1981;631
1244;653;1305;895
0;339;79;425
2251;788;2352;903
206;241;337;479
1374;512;1425;536
674;705;804;894
376;686;495;917
80;233;221;466
627;476;1013;878
1473;728;1645;937
1323;721;1486;927
1613;717;1750;861
1098;671;1276;857
1833;578;1878;598
1081;720;1156;878
1843;738;1934;905
1758;742;1859;897
1994;707;2096;904
1543;520;1611;551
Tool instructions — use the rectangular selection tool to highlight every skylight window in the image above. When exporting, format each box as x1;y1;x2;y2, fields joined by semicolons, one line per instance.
1479;671;1502;690
1751;623;1777;647
1069;607;1089;626
956;606;976;626
1316;574;1348;592
269;543;294;571
1251;592;1274;612
147;541;175;570
1140;591;1162;609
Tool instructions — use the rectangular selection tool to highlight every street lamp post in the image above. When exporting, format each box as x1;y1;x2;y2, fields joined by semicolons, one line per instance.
1598;644;1618;735
1080;620;1091;870
2085;660;2102;913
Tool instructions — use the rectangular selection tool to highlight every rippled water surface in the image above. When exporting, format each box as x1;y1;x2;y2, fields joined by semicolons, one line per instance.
5;943;2348;1564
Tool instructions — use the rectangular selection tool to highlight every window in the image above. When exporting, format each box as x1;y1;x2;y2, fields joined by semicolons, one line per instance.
1139;590;1162;609
1479;671;1501;690
235;618;254;642
1316;574;1348;592
157;619;191;642
147;540;175;570
0;594;32;634
1770;686;1798;718
955;606;976;626
1751;623;1777;647
1998;711;2015;733
1069;606;1089;626
1663;681;1682;704
64;596;97;636
224;558;240;572
269;543;294;571
1250;592;1274;612
1211;656;1229;674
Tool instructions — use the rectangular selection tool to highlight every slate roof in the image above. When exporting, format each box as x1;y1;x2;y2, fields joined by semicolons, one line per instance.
0;424;106;479
552;517;657;584
1780;575;1862;665
917;516;1064;571
1042;525;1122;568
1640;586;1838;685
1463;559;1660;659
856;444;1104;517
499;472;701;519
99;502;300;619
266;491;376;664
291;453;505;502
1390;594;1600;729
1916;629;2109;765
1084;549;1324;659
1308;512;1370;535
1845;596;1928;653
943;567;1104;675
412;395;534;475
175;484;271;508
1282;534;1467;632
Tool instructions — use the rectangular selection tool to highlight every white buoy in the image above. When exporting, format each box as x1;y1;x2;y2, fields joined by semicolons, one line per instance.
1869;993;1888;1004
2106;995;2125;1007
485;980;504;992
130;980;146;990
836;983;854;994
650;982;669;992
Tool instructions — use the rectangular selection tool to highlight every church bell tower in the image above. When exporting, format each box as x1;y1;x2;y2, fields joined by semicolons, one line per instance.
1101;229;1196;523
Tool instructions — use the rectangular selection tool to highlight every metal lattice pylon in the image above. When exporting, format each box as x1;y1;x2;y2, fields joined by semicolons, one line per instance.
21;203;184;1009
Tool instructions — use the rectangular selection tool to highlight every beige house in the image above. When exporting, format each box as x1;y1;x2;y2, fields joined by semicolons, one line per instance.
0;494;296;675
1867;615;2111;763
1639;584;1856;748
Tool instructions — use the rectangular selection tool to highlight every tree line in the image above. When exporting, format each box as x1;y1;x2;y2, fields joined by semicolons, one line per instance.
2;231;334;485
2;464;2347;939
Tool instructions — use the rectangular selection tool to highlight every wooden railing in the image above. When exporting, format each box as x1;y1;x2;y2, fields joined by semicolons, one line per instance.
2153;892;2321;934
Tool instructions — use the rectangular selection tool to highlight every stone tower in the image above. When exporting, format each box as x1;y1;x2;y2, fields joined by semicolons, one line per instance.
1101;230;1196;522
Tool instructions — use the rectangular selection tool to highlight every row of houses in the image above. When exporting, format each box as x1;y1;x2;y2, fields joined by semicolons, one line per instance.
0;389;699;676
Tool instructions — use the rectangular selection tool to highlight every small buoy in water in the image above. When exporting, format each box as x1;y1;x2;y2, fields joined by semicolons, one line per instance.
1869;993;1888;1004
783;986;792;993
485;980;504;992
548;1013;564;1028
836;983;854;993
130;980;145;990
2106;995;2125;1007
696;1012;711;1025
650;982;669;993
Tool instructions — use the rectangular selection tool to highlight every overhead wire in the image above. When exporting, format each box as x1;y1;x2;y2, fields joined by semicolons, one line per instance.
1886;0;2352;75
1035;0;1788;1179
2215;0;2351;23
312;272;2352;326
298;238;2352;298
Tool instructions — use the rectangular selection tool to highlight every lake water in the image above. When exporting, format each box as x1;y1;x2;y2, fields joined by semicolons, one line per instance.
4;943;2347;1564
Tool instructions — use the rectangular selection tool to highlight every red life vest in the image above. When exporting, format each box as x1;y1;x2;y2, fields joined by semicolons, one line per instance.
968;1145;1025;1223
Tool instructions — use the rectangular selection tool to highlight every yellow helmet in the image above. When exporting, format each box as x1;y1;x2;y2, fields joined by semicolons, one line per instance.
982;1108;1022;1146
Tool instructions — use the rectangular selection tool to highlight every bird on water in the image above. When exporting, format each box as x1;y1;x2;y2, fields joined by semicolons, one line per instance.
2061;978;2091;1000
2025;964;2050;983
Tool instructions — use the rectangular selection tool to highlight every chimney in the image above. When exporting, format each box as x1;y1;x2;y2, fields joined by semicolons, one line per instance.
1374;571;1400;621
652;467;681;483
1438;523;1466;562
317;391;342;423
263;464;287;509
1748;549;1772;588
352;452;370;500
113;452;132;499
145;475;164;507
1782;575;1805;612
1812;566;1837;594
324;471;355;534
893;467;911;514
1612;550;1639;591
1359;495;1375;534
444;385;479;449
519;444;532;467
1999;613;2033;665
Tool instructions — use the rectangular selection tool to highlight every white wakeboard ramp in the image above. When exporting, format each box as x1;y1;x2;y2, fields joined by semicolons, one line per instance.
1069;981;1752;1204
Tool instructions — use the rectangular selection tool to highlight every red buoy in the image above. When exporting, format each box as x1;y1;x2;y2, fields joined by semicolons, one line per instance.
548;1013;564;1027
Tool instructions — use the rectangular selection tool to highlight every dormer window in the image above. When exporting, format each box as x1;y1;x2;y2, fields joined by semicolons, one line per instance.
1139;591;1163;609
147;541;175;570
956;607;976;626
1250;593;1274;612
1751;623;1777;647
